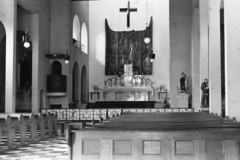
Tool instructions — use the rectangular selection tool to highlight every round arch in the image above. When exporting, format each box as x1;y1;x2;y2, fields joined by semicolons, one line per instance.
0;21;6;112
51;61;62;75
81;23;88;54
73;62;80;102
72;15;81;48
81;65;87;103
40;89;45;110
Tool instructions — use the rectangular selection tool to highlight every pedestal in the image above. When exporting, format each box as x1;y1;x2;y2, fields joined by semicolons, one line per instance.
90;92;100;101
157;92;168;102
176;93;190;108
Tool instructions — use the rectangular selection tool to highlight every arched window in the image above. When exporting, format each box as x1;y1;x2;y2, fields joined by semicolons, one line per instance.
52;61;62;75
81;23;88;54
72;15;81;48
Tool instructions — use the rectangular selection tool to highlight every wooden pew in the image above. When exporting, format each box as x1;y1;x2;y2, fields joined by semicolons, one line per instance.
0;115;15;149
1;114;27;145
49;111;58;135
33;113;45;139
16;113;37;142
67;112;240;160
41;112;53;136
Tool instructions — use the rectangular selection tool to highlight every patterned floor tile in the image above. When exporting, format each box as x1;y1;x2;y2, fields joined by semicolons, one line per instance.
0;134;68;160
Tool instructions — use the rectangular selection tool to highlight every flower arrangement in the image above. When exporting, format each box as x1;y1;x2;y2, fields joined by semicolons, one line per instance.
157;84;167;92
92;85;102;92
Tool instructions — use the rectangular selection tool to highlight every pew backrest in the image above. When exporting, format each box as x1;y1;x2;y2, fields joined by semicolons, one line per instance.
0;114;12;126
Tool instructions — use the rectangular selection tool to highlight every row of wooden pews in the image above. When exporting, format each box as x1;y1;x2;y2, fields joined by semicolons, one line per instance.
67;112;240;160
0;112;58;149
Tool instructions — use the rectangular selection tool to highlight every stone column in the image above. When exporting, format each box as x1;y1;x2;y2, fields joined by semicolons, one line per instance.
0;0;17;112
30;14;39;113
199;0;209;81
224;0;240;121
208;0;221;115
191;8;200;112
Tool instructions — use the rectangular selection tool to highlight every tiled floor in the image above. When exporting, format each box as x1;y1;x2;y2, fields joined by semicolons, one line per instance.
0;133;68;160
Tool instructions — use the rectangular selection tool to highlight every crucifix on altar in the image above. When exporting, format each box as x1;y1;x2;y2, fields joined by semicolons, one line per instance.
120;1;137;27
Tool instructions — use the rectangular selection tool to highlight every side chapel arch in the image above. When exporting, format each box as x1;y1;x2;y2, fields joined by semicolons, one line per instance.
81;65;87;103
73;62;80;101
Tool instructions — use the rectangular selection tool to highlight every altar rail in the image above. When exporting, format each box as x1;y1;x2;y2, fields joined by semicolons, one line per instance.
40;108;194;121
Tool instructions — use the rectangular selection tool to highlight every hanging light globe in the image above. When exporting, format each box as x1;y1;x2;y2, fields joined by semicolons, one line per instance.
24;41;30;48
144;37;150;44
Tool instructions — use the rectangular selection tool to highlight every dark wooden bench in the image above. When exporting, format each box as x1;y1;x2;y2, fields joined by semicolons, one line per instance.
41;112;53;136
33;113;45;139
0;115;15;149
67;112;240;160
1;114;27;145
16;113;37;142
49;111;58;135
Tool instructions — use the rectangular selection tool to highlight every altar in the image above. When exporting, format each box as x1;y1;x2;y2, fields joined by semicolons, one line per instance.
102;87;152;101
102;65;154;101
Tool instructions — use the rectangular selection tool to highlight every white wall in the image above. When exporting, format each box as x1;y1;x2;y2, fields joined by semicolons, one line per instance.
89;0;170;102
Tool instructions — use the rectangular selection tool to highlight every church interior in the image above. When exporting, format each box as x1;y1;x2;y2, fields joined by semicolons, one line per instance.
1;0;240;159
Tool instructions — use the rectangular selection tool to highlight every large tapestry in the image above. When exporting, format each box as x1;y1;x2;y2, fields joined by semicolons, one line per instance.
105;17;153;75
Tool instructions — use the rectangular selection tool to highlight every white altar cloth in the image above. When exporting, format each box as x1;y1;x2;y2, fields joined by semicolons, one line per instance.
102;87;153;101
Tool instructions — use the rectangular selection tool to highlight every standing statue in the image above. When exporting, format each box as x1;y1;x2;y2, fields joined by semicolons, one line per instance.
201;78;209;107
178;72;188;93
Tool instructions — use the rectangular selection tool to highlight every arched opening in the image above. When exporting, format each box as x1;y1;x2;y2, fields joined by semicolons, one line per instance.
52;61;62;75
0;21;6;113
81;23;88;54
81;65;87;103
16;30;32;112
73;15;81;48
40;89;44;111
73;62;80;102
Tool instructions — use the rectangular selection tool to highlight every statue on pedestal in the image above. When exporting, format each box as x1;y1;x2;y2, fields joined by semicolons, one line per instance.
177;72;188;93
201;78;209;107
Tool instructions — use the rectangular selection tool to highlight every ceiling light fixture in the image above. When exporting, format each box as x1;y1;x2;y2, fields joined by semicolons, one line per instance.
64;50;70;64
23;28;31;48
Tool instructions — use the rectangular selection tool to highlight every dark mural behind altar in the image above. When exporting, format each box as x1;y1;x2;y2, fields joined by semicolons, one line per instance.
105;17;153;75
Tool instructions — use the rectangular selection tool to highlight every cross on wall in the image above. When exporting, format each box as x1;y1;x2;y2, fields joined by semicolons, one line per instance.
119;1;137;27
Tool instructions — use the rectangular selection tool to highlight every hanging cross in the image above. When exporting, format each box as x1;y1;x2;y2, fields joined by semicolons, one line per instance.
120;1;137;27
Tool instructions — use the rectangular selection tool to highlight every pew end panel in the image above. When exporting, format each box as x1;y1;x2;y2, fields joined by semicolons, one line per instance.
3;114;27;145
49;111;58;135
69;129;240;160
1;124;15;149
34;113;46;139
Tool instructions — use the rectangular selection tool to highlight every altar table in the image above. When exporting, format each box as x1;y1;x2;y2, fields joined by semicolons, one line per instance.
102;87;153;101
